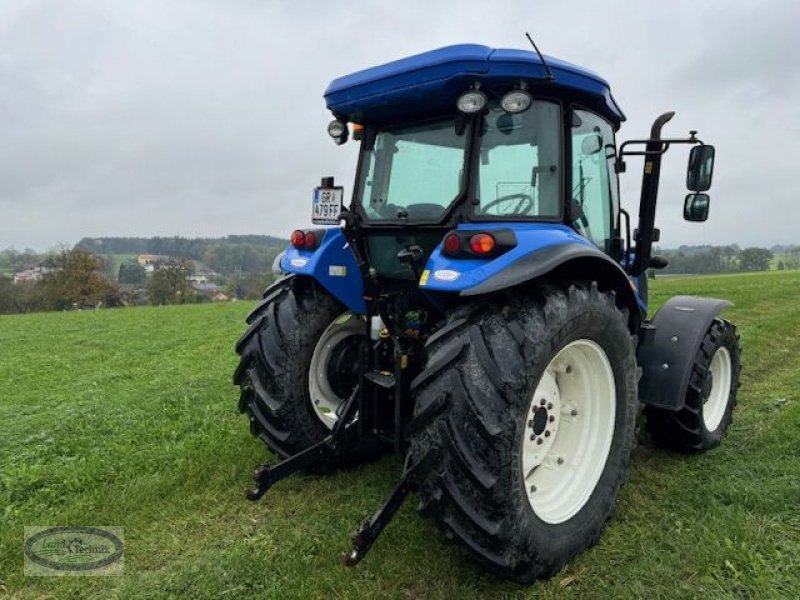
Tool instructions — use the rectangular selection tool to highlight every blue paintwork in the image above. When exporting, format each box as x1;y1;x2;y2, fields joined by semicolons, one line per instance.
325;44;625;127
281;229;366;314
420;222;595;293
279;222;643;317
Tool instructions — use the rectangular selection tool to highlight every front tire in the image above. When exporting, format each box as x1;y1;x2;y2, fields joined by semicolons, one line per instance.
644;318;741;451
409;282;639;583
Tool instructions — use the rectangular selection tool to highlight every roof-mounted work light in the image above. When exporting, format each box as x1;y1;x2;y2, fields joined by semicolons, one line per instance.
456;90;487;114
500;90;532;114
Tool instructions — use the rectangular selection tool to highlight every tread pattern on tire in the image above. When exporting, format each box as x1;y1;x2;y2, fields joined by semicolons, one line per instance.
234;276;381;469
644;318;741;452
409;281;639;583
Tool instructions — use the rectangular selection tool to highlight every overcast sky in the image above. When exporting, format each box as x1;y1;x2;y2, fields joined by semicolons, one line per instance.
1;0;797;251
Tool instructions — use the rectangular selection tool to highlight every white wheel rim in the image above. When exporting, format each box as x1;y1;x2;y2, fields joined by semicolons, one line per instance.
308;312;363;429
703;347;732;431
521;339;617;524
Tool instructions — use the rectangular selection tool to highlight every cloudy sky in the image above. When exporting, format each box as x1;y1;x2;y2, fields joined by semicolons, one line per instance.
1;0;797;250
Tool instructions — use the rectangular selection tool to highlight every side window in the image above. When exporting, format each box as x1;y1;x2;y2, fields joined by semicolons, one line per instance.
571;110;618;252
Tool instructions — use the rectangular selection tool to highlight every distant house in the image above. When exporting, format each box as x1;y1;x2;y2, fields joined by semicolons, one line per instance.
13;267;51;284
190;281;229;302
137;254;170;266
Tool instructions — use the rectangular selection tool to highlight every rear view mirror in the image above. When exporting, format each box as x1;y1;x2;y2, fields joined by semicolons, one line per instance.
581;134;603;156
687;144;715;191
684;193;710;222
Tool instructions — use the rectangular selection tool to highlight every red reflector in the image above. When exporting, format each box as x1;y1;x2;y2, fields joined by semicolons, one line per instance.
303;231;318;249
290;230;305;248
443;233;461;255
470;233;496;255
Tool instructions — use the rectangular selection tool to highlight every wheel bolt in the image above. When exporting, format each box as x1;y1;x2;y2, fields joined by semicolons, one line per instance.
571;409;578;417
530;485;537;493
565;365;572;374
528;419;535;428
549;415;555;422
547;402;553;410
530;433;536;441
536;438;543;445
557;457;564;465
540;399;546;406
544;431;551;438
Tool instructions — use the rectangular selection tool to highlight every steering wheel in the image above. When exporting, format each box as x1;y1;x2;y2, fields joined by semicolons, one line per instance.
480;192;533;215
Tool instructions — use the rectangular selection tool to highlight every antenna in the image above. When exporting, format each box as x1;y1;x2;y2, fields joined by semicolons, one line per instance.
525;32;555;81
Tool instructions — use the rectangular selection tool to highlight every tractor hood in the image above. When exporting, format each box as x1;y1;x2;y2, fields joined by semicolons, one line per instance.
325;44;625;128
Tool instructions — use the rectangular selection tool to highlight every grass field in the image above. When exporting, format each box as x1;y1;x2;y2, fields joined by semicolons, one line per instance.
1;271;799;599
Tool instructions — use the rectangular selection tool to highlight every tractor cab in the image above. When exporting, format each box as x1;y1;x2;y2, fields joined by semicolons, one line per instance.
319;45;625;284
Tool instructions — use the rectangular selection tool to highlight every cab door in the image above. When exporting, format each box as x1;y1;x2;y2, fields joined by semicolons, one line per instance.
570;109;620;255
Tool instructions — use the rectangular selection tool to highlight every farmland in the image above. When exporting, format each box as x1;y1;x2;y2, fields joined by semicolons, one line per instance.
1;271;799;599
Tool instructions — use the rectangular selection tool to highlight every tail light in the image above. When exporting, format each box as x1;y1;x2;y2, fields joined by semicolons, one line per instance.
290;230;305;248
441;229;516;259
469;233;496;255
290;229;324;250
443;233;462;255
303;231;318;249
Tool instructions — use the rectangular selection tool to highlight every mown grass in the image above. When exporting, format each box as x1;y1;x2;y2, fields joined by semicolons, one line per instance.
1;271;799;599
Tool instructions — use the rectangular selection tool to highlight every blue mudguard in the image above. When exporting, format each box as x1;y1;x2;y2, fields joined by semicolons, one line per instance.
419;223;641;315
280;228;366;314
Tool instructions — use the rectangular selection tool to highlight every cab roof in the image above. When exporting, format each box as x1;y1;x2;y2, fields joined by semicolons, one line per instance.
325;44;625;129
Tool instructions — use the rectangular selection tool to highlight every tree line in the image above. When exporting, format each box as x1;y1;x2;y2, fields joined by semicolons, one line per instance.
0;249;122;314
0;248;277;315
73;235;285;278
653;245;781;275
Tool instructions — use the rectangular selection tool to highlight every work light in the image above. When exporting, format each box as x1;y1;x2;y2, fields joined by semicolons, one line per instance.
500;90;532;113
327;120;348;145
456;90;487;114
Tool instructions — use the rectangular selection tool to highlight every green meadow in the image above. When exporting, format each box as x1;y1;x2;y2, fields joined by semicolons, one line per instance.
1;271;798;599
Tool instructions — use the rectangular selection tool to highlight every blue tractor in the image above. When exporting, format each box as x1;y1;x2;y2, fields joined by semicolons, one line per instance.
234;43;741;583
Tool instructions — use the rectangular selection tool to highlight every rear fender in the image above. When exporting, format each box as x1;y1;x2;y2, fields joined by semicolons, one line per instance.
637;295;732;410
419;223;641;327
280;228;366;314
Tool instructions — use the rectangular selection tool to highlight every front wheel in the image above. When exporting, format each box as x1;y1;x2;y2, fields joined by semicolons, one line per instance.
409;282;639;583
644;318;741;451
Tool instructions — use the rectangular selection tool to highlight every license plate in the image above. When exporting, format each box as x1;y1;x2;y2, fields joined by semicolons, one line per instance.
312;187;344;224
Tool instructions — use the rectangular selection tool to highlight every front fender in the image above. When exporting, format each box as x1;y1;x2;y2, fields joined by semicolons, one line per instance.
280;228;366;314
638;295;732;410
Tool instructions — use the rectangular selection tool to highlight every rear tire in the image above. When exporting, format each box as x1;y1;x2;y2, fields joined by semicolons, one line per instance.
409;282;638;583
644;318;741;451
233;276;382;470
